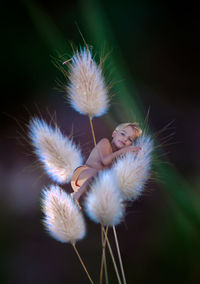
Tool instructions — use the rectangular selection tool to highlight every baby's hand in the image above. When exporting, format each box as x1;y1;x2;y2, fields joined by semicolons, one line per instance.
121;145;141;154
134;146;142;153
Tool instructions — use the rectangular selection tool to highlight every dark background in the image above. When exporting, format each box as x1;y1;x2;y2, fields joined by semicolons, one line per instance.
1;1;200;283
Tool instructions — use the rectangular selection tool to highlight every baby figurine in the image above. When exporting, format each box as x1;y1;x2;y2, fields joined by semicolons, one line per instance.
71;123;142;203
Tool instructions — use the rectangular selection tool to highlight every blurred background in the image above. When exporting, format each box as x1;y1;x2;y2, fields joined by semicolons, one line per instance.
1;0;200;283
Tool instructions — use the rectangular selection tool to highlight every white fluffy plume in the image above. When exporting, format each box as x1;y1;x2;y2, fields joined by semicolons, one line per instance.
41;185;86;244
67;48;109;118
85;170;124;226
113;134;153;201
29;118;83;184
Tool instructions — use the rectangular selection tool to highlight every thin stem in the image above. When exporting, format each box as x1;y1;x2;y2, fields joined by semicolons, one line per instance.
99;225;109;284
113;226;127;284
72;243;94;284
102;227;122;284
88;117;109;283
104;247;109;284
89;116;97;146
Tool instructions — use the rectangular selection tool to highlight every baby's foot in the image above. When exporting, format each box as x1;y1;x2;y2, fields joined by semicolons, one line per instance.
70;193;82;210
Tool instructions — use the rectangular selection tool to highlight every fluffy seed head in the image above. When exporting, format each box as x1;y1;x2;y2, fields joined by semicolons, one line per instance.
85;170;124;226
29;118;83;183
113;134;153;201
41;185;86;244
67;48;109;118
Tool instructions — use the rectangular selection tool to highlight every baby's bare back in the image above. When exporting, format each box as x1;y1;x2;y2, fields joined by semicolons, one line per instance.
85;138;112;170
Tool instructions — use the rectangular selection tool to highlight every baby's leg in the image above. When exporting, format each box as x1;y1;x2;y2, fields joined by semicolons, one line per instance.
72;167;98;202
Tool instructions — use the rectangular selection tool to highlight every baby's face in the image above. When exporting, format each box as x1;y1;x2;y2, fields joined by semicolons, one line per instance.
112;126;137;149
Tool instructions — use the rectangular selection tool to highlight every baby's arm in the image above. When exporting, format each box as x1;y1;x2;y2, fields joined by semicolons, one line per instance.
97;138;140;167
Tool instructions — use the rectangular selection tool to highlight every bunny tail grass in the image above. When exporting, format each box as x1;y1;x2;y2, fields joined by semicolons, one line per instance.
41;185;86;244
29;118;83;183
67;47;109;118
85;170;124;226
113;134;153;201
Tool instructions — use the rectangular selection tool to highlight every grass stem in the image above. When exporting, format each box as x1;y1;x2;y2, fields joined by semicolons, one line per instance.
102;227;122;284
89;116;97;146
99;225;109;284
88;116;109;283
72;243;94;284
113;226;127;284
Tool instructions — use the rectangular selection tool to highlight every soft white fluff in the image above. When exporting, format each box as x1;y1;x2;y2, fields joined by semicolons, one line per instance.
29;118;83;184
67;48;109;118
41;185;86;244
113;134;153;201
85;170;124;226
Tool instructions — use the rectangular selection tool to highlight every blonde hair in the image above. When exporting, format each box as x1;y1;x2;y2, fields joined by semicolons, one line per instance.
115;123;142;138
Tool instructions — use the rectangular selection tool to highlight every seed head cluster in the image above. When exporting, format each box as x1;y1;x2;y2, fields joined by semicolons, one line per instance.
67;48;109;118
41;185;86;244
29;118;83;184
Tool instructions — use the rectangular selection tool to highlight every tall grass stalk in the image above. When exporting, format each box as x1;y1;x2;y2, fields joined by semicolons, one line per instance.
89;116;97;146
113;226;126;284
99;225;109;284
72;243;94;284
88;118;109;284
102;226;122;284
88;118;124;284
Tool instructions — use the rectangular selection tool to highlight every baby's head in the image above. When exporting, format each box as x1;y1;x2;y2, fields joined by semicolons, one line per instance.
112;122;142;149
